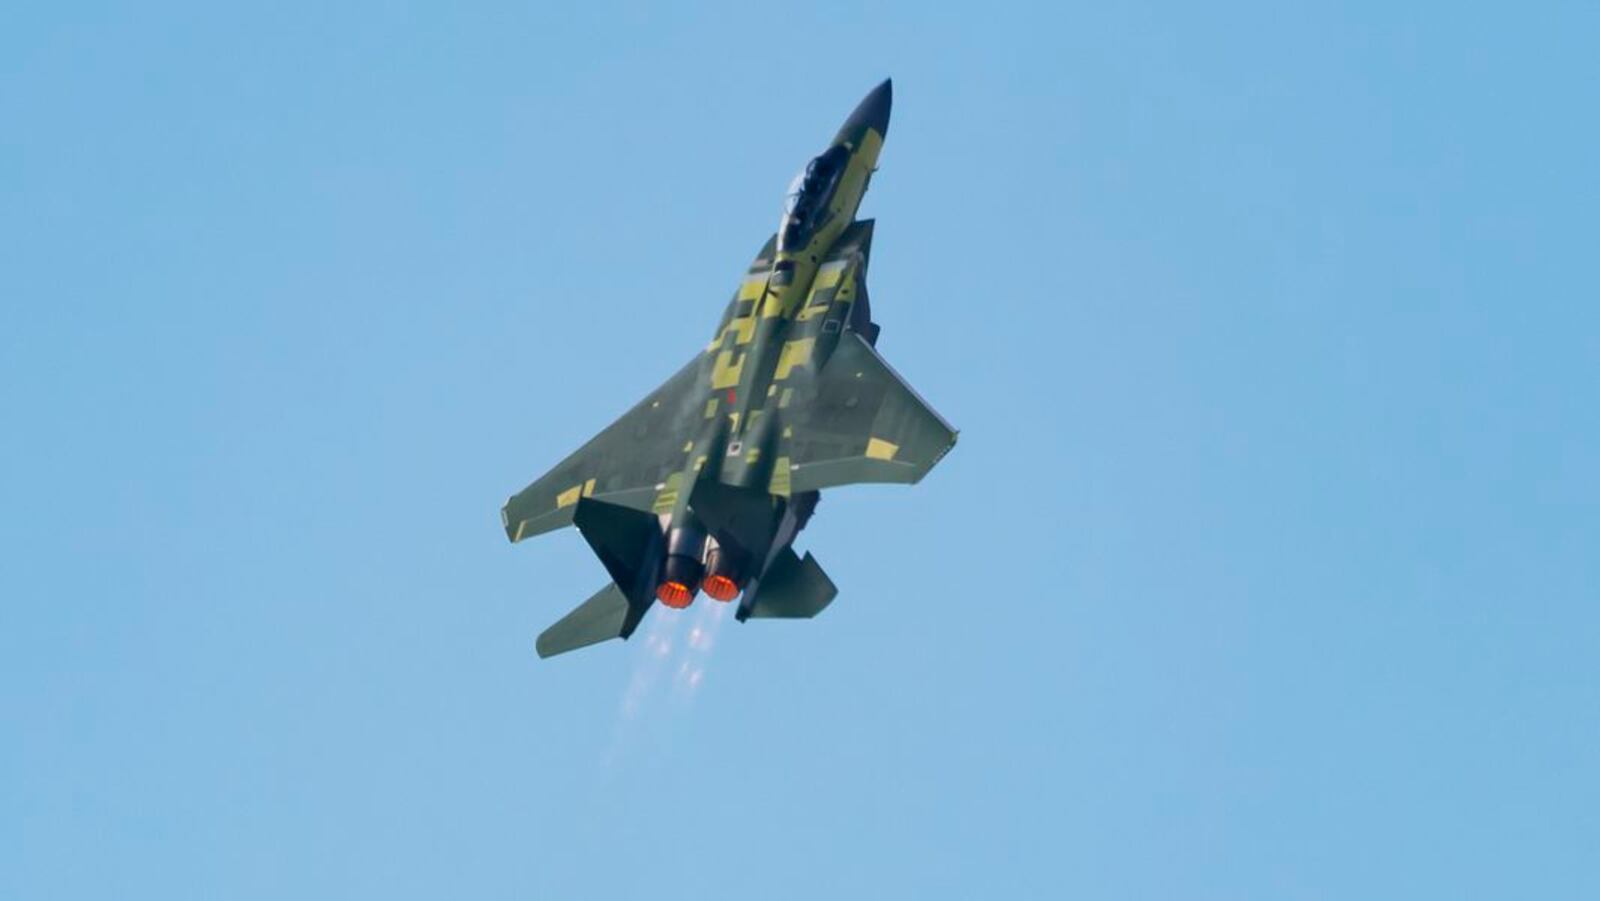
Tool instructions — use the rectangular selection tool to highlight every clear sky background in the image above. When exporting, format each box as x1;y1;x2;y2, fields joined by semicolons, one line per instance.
3;2;1597;898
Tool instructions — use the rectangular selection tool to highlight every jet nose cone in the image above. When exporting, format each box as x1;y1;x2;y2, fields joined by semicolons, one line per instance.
835;78;892;146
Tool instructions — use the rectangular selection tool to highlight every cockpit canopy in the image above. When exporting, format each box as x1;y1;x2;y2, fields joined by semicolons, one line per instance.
778;145;849;252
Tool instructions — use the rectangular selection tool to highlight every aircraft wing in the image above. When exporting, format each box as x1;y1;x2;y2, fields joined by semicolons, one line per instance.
502;355;705;542
784;332;957;494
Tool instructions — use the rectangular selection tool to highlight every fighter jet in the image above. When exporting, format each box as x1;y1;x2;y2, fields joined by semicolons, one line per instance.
502;79;957;658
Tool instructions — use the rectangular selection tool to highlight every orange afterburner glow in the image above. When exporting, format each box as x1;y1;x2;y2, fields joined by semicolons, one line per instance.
656;580;694;608
702;574;740;602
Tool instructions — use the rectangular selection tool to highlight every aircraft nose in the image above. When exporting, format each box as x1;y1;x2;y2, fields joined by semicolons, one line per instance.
834;78;892;145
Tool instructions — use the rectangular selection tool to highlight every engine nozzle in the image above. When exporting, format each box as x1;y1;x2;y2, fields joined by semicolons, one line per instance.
700;545;746;602
702;574;739;602
656;579;695;608
655;532;706;609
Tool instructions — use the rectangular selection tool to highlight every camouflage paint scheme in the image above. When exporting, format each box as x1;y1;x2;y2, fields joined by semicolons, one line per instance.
501;80;957;658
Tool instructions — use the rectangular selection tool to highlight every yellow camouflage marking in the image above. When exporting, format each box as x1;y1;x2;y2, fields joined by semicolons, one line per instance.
706;315;756;351
556;484;583;508
769;456;792;496
800;257;857;320
779;388;794;409
583;478;596;497
704;398;719;418
815;260;848;288
866;438;900;461
652;472;682;514
738;275;767;301
745;446;761;464
843;130;884;198
814;134;879;234
711;349;743;389
775;338;815;380
797;301;832;322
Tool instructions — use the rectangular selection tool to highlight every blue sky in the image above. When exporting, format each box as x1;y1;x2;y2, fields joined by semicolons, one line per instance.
3;2;1596;898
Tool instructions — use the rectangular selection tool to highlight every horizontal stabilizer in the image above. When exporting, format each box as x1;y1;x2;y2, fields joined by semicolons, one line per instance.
739;547;837;621
537;583;630;658
573;497;660;595
571;496;663;639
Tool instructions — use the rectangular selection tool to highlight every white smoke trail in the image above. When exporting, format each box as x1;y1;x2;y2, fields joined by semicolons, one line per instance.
671;598;731;705
600;598;732;769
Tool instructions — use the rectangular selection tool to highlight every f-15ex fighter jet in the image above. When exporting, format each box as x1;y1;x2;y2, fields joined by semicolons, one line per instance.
502;80;957;658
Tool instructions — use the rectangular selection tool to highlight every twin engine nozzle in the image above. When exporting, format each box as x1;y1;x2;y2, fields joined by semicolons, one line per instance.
653;525;747;608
